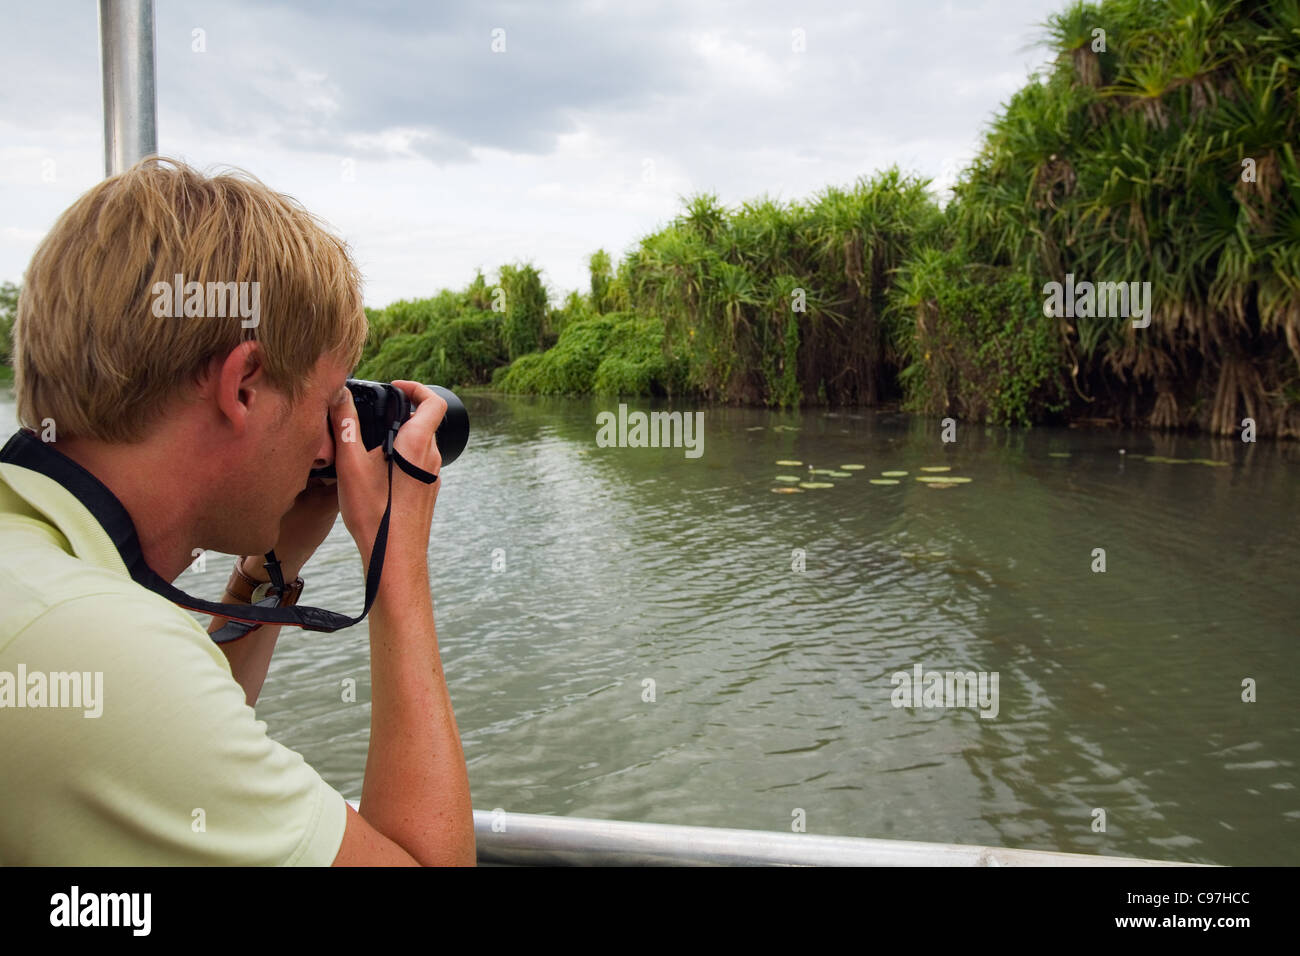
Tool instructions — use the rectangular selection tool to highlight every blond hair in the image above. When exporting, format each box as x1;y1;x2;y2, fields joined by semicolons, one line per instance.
14;156;368;442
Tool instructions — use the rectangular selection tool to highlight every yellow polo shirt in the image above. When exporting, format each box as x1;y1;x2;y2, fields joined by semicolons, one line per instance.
0;455;347;865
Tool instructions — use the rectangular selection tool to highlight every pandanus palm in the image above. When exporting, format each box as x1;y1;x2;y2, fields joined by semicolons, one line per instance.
960;0;1300;435
733;196;798;277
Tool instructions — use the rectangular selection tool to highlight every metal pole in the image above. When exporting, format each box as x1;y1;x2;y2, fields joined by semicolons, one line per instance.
99;0;157;177
465;810;1202;867
346;802;1201;866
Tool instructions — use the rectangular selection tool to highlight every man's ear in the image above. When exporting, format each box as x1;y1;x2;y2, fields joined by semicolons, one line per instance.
213;341;266;435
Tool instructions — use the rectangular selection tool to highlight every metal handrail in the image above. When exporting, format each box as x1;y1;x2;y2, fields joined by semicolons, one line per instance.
469;810;1201;866
345;803;1200;866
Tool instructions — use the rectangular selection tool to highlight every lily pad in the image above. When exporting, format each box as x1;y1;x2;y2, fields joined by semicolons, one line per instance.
775;460;803;466
771;486;803;494
841;464;866;470
881;470;908;477
745;426;765;431
1144;456;1191;464
809;468;839;475
799;481;834;489
1191;458;1229;467
774;475;801;482
920;466;952;472
868;478;900;485
827;470;853;478
1048;452;1071;458
923;481;958;489
917;475;972;483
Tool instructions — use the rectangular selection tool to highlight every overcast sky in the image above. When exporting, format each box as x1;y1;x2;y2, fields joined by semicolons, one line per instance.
1;0;1066;309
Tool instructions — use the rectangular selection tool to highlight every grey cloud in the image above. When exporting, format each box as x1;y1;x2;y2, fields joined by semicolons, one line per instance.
156;0;706;161
3;0;1056;168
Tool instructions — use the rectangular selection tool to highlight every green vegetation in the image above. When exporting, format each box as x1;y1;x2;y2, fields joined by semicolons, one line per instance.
621;170;943;409
941;0;1300;436
498;263;548;361
891;249;1067;426
357;1;1298;437
0;281;17;370
356;274;508;387
6;1;1288;438
493;312;688;397
0;281;18;390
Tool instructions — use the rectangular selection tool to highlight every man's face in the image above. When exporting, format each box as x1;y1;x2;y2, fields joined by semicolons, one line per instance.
238;351;350;554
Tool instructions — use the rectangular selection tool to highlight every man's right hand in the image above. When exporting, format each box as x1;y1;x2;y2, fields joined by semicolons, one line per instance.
326;379;475;866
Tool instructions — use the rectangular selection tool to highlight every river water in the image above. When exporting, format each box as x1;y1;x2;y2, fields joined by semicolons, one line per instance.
3;392;1297;865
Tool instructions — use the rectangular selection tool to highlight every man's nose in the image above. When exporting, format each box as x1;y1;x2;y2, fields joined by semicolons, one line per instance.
313;414;335;470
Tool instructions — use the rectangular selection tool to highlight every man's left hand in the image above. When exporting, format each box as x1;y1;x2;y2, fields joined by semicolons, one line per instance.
248;477;340;581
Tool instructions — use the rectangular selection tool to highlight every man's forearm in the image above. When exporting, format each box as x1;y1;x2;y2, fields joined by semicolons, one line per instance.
213;619;283;708
358;560;475;866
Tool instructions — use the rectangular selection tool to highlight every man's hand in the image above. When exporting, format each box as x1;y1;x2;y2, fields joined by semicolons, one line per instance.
263;477;340;581
329;381;446;572
216;477;339;707
325;381;473;866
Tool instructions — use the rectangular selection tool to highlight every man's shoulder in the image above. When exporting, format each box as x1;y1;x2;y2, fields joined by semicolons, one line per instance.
0;530;348;866
0;581;349;865
0;517;212;654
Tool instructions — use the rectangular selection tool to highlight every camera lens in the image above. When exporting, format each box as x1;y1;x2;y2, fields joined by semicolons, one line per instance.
310;381;469;479
429;385;469;467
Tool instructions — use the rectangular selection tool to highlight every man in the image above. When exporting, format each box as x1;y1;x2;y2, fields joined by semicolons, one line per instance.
0;157;475;865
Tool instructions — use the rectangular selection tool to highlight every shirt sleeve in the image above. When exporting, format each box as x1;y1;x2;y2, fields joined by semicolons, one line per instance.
1;591;348;866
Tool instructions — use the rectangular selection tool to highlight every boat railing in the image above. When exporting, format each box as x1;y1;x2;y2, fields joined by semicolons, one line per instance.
347;802;1202;866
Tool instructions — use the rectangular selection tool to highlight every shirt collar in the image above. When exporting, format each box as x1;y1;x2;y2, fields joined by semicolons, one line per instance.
0;432;131;578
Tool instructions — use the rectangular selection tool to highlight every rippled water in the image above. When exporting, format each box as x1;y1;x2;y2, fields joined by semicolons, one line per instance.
4;393;1297;864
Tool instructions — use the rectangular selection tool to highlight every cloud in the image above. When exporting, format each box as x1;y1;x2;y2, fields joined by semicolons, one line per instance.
0;0;1061;306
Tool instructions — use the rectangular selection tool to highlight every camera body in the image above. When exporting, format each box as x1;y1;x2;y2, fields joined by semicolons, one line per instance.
310;379;468;479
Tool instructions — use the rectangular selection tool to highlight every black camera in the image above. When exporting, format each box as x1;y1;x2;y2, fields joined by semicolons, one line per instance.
310;379;469;479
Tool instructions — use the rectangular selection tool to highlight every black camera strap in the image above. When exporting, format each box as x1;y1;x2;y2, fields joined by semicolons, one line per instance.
0;429;437;643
